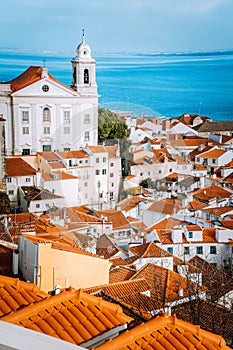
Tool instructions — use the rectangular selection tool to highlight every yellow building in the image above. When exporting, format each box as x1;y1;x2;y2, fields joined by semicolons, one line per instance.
19;233;110;293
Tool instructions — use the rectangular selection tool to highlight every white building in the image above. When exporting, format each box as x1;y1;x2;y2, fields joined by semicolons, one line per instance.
0;33;98;155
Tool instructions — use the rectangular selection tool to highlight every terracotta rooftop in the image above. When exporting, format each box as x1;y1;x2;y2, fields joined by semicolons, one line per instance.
2;289;132;346
173;299;233;347
130;263;205;305
88;145;107;153
128;242;172;259
7;66;74;93
201;206;233;216
193;185;232;202
21;186;64;201
38;152;61;161
117;195;148;213
198;148;226;159
109;266;136;284
0;276;48;317
94;312;231;350
147;198;182;215
57;150;89;159
195;120;233;133
6;157;37;177
146;217;184;233
96;209;130;230
105;145;119;158
42;171;78;181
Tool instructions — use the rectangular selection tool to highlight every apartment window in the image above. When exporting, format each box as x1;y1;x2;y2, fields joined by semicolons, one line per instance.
84;182;88;187
212;159;216;164
26;178;31;182
79;160;83;164
36;203;40;208
96;170;100;175
84;114;90;124
167;247;173;254
43;107;51;123
102;169;106;175
158;170;162;174
84;193;88;199
196;246;203;254
110;192;114;199
85;159;88;164
111;182;114;187
64;111;70;124
184;247;189;255
8;190;14;195
22;149;30;155
64;127;70;134
96;157;99;163
43;145;51;152
169;168;172;172
84;131;90;141
7;178;12;183
110;173;114;178
210;246;217;254
140;173;143;176
63;147;70;151
197;157;200;162
22;127;29;134
103;157;106;162
110;162;114;167
22;110;29;123
188;232;193;239
44;127;50;134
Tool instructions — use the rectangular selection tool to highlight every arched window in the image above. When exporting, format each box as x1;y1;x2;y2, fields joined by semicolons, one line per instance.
84;69;89;84
43;107;51;123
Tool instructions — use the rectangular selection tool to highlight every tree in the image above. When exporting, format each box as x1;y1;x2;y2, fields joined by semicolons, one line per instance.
98;107;130;143
0;192;11;214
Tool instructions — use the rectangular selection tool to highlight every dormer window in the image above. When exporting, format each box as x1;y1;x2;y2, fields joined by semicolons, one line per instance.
84;69;89;84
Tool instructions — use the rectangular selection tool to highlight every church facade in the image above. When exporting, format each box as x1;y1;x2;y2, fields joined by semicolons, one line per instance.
0;34;98;155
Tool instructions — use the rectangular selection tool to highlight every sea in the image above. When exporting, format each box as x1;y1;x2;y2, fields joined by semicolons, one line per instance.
0;48;233;121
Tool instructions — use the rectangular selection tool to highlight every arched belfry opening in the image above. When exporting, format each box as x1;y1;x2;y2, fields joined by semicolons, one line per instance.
84;69;89;84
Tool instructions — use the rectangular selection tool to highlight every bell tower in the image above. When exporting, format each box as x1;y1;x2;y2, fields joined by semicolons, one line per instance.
71;30;97;96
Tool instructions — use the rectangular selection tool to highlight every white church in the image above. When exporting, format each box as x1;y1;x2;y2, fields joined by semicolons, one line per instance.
0;33;98;155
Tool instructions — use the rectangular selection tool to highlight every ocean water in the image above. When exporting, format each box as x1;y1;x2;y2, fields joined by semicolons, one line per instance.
0;48;233;120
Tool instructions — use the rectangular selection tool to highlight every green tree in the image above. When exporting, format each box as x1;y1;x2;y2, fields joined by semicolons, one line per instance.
98;107;130;143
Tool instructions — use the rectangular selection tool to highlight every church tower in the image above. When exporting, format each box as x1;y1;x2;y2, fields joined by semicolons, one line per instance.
71;30;97;96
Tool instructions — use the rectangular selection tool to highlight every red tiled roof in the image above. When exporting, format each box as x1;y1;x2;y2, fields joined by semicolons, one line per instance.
198;148;226;159
7;66;74;93
42;171;78;181
96;210;130;230
2;289;132;345
57;150;89;159
193;185;231;202
109;266;136;284
147;198;182;215
94;313;231;350
6;157;37;177
128;242;172;259
0;276;48;317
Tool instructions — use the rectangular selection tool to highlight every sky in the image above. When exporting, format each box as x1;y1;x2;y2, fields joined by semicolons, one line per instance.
1;0;233;53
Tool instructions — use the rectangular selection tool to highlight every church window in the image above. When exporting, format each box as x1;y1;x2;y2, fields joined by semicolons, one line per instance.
73;67;76;84
84;131;90;141
43;107;51;123
84;69;89;84
22;111;29;123
44;127;50;134
64;127;70;134
22;127;29;134
64;111;70;124
42;84;49;92
84;114;90;124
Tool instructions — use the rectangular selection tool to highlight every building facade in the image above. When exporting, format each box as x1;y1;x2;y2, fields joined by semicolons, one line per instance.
0;33;98;156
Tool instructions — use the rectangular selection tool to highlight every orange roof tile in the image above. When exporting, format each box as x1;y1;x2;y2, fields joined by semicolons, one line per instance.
146;218;184;232
131;263;205;304
42;171;78;181
88;145;107;153
128;242;172;259
193;185;231;202
57;150;89;159
96;210;130;230
147;198;182;215
202;206;233;216
2;289;132;346
198;149;226;159
6;157;37;177
94;313;231;350
109;266;136;284
0;276;48;317
7;66;74;93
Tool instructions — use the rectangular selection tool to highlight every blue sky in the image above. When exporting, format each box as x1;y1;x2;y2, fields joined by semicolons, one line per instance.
1;0;233;53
